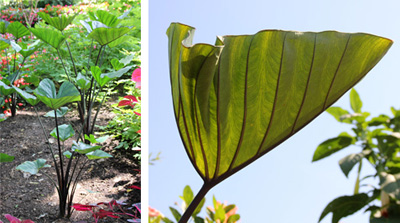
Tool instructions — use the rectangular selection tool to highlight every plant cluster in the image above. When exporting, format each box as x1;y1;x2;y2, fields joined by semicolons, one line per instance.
150;185;240;223
313;89;400;223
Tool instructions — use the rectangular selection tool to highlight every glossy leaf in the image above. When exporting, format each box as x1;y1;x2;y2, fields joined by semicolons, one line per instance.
50;124;75;141
0;153;14;162
86;150;112;160
0;81;16;96
339;150;370;177
92;65;133;87
167;23;392;183
29;28;69;49
34;78;81;109
6;21;30;39
16;159;50;175
318;193;370;223
72;142;101;154
313;132;354;161
44;107;69;117
38;12;77;31
88;27;131;46
12;86;40;106
350;88;362;113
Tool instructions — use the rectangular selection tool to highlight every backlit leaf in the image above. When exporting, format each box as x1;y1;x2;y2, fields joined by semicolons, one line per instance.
313;132;355;162
6;22;30;39
88;27;131;46
38;12;77;31
350;88;362;113
29;28;69;49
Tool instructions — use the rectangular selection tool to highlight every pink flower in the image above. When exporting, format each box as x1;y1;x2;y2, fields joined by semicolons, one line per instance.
131;67;141;89
149;207;162;218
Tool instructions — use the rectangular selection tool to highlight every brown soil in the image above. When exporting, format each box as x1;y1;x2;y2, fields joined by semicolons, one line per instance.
0;104;141;223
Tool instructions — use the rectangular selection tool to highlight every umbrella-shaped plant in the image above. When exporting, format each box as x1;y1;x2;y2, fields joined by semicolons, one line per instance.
167;23;393;222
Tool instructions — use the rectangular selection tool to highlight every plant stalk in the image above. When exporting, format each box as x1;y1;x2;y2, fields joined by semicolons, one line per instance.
178;183;211;223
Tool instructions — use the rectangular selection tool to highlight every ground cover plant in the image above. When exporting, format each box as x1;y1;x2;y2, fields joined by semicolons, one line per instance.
166;23;392;222
0;0;141;222
313;89;400;223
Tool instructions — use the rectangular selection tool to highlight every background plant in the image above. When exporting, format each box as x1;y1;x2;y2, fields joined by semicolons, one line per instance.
313;89;400;223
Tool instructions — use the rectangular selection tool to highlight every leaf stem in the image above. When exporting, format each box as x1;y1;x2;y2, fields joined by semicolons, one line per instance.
179;183;212;223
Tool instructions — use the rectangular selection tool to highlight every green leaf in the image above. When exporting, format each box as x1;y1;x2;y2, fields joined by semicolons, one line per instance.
339;150;370;177
318;193;370;223
12;86;40;106
193;196;206;217
371;217;400;223
29;28;69;49
111;58;124;71
88;27;131;46
34;78;81;109
0;39;9;51
312;132;354;161
44;107;69;117
19;40;41;59
350;88;362;113
16;159;50;175
107;35;132;48
76;73;91;90
169;207;182;222
6;22;30;39
86;150;112;160
92;65;133;87
0;81;16;96
182;185;194;208
50;124;75;141
0;21;9;34
227;214;240;223
72;142;101;154
63;151;72;159
95;10;120;28
38;12;77;31
0;153;14;162
167;23;392;185
119;53;135;66
193;216;205;223
326;106;352;123
84;134;108;144
380;172;400;200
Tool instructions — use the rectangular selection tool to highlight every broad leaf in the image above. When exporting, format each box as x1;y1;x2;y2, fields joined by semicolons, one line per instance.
63;151;72;159
0;38;10;51
86;149;112;159
0;21;9;34
38;12;77;31
0;153;14;162
350;88;362;113
16;159;50;175
29;28;69;49
88;27;131;46
19;40;41;58
50;124;75;141
6;22;30;39
12;86;40;106
0;81;16;96
108;35;132;48
76;73;91;90
167;23;392;183
111;58;124;71
95;10;120;27
34;78;81;109
339;150;371;177
318;193;370;223
92;65;133;87
72;142;101;154
84;134;108;144
169;207;182;222
44;107;69;117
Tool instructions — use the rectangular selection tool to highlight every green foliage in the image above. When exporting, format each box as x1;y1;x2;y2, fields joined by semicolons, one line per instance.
313;89;400;223
0;153;14;162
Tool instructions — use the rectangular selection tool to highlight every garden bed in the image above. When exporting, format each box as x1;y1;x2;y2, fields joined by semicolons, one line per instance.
0;103;141;223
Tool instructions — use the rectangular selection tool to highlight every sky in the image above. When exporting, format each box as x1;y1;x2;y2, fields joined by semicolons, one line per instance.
148;0;400;222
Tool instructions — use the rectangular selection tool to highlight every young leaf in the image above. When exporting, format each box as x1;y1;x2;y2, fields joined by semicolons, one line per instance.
339;150;370;177
312;132;354;162
86;150;112;160
318;193;370;223
16;159;50;175
350;88;362;113
34;78;81;109
44;107;69;117
0;153;14;162
6;21;30;39
76;73;91;90
111;58;125;71
50;124;75;141
169;207;182;222
182;185;194;208
92;65;133;87
72;142;101;154
167;23;392;186
63;151;72;159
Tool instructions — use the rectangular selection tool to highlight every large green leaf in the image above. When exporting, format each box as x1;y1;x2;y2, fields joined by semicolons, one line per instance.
86;149;112;160
6;22;30;39
88;27;131;46
95;10;120;28
12;86;40;106
38;12;77;31
0;21;9;34
19;40;41;59
16;159;50;175
34;78;81;109
50;124;75;141
29;28;69;49
167;23;392;184
91;65;133;87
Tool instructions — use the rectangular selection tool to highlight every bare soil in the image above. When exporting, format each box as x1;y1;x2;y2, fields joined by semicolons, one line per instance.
0;104;141;223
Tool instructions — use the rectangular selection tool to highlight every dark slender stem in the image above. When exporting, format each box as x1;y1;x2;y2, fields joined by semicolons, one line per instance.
90;91;106;133
55;110;66;217
179;183;212;223
13;50;16;72
57;50;71;82
63;36;78;77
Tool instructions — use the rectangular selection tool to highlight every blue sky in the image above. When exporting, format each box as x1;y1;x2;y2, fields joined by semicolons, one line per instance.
148;0;400;222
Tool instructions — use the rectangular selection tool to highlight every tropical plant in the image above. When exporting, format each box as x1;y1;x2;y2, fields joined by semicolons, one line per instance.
313;89;400;223
0;214;34;223
166;23;393;222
